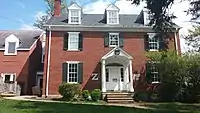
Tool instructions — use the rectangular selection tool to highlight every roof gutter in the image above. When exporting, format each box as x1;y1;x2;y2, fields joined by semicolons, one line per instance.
43;24;178;32
45;26;52;97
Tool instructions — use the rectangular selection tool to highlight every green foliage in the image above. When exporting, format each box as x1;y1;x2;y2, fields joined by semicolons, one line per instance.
58;83;81;101
82;90;90;101
34;0;67;29
131;0;200;33
146;51;200;102
91;89;101;101
134;91;150;102
185;25;200;52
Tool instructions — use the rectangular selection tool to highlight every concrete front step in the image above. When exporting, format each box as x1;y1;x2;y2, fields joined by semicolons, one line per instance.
107;97;133;100
106;92;134;103
107;99;134;103
1;93;16;97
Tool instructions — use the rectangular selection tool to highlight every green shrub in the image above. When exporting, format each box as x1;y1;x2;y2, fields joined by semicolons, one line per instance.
82;90;90;101
134;91;150;102
91;89;101;101
58;83;80;101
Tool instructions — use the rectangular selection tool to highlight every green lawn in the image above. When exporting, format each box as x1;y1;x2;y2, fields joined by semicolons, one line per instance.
0;99;200;113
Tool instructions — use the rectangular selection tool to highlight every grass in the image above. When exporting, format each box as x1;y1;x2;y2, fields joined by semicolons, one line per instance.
0;99;200;113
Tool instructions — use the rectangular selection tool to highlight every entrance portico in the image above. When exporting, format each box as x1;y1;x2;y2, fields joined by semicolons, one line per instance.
101;47;134;93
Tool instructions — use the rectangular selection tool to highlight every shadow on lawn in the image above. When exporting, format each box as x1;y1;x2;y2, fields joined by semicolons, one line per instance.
9;100;191;113
140;102;200;112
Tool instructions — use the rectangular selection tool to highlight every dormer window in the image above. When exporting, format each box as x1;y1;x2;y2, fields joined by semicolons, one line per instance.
108;11;118;24
8;42;16;54
4;34;19;56
68;2;82;24
70;10;80;24
106;4;120;24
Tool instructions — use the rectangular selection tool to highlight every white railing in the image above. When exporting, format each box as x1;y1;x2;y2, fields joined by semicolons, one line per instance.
0;82;21;96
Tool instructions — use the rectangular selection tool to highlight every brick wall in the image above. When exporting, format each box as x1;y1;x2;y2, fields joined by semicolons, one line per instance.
44;31;178;95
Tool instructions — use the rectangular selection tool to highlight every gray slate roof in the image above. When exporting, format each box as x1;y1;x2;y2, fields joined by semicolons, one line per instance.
0;30;43;49
47;14;145;27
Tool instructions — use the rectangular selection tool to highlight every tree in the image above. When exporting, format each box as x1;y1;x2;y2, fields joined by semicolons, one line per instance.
185;25;200;52
147;51;200;102
34;0;67;30
130;0;200;32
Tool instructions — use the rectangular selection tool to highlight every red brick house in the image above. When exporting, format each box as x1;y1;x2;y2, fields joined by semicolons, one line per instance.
0;30;44;95
43;1;181;97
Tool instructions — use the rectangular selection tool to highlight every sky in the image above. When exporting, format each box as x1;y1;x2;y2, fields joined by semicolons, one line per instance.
0;0;195;52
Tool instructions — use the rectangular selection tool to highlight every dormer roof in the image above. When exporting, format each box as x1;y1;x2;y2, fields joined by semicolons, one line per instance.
68;2;82;10
0;30;43;49
106;4;120;11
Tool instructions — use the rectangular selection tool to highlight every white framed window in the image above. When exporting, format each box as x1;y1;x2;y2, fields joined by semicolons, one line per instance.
67;62;79;83
149;63;160;83
108;11;118;24
2;73;16;84
8;42;16;54
92;73;98;81
148;33;159;51
68;32;79;51
69;10;81;24
109;33;119;47
4;34;19;56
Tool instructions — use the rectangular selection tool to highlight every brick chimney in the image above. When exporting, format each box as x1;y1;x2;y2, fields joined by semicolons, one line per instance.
54;0;61;16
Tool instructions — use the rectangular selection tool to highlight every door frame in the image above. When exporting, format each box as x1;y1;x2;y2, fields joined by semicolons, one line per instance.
106;66;124;92
36;72;43;88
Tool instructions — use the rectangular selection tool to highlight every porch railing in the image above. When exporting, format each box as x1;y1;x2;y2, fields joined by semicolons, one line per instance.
0;82;21;96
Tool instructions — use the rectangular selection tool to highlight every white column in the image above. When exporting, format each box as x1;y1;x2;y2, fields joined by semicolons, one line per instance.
129;60;134;92
101;60;106;92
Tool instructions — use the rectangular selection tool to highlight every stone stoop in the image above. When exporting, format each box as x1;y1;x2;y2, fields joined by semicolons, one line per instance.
106;92;134;103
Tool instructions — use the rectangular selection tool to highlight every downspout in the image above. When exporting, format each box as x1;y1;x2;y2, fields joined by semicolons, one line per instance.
46;26;52;97
174;28;179;55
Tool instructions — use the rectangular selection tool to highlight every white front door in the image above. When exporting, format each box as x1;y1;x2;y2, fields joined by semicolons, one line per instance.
106;67;124;91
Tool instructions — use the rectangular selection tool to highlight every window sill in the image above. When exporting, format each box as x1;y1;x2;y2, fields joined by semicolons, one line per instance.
152;81;161;84
67;50;80;52
67;82;79;84
149;49;159;52
109;45;119;48
4;53;17;56
68;23;81;25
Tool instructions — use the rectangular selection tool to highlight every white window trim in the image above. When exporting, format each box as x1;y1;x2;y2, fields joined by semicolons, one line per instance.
152;81;161;84
1;73;16;83
109;33;119;47
68;10;81;24
149;63;160;84
68;32;80;51
4;34;19;56
148;33;159;51
107;10;119;24
66;61;80;83
92;73;98;81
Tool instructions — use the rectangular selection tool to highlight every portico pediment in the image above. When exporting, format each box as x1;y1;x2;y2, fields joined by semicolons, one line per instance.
101;47;133;60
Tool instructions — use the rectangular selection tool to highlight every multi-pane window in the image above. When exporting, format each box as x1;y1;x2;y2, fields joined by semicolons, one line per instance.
149;63;160;83
8;42;16;54
68;63;78;83
148;33;159;51
70;10;80;24
3;74;15;84
120;68;124;82
68;32;79;50
109;33;119;47
106;69;109;82
108;11;118;24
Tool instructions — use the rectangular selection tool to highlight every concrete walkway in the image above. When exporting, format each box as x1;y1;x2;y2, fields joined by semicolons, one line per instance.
3;96;150;109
